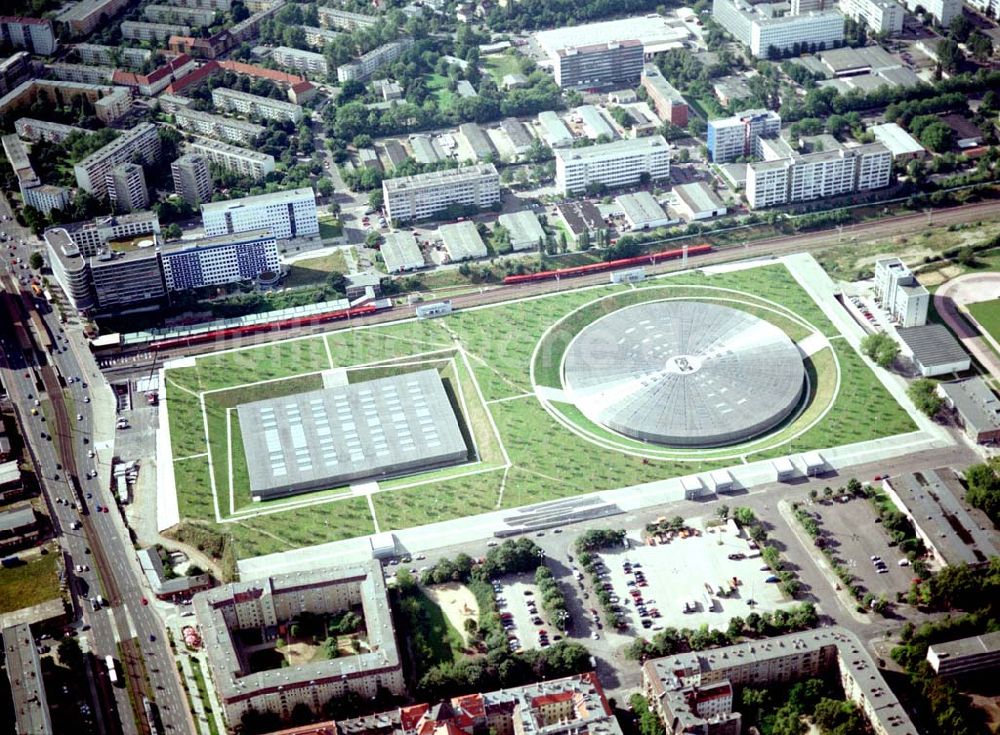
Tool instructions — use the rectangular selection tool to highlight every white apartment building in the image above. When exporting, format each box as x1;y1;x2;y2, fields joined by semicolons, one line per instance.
174;0;231;9
160;229;280;290
317;7;379;29
554;135;671;195
839;0;904;34
24;184;70;215
706;109;781;162
73;122;161;197
14;118;87;143
712;0;845;56
93;88;132;123
47;62;114;85
903;0;959;25
301;25;341;48
383;164;500;223
272;46;329;77
212;87;303;123
173;107;265;146
186;137;276;180
337;38;414;82
0;16;57;56
73;43;152;67
106;162;148;212
874;257;929;327
171;153;212;206
746;143;892;209
966;0;998;19
120;20;191;42
143;4;216;25
201;187;318;240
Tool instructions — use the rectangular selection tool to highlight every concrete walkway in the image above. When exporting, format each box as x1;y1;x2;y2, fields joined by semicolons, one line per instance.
934;272;1000;379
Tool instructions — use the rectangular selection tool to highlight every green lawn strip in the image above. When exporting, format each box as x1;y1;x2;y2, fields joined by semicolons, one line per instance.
326;323;451;368
408;585;465;665
173;457;215;522
193;337;331;391
483;54;524;84
190;659;220;735
165;381;207;459
317;219;344;240
372;472;501;532
0;553;60;613
426;73;455;109
967;299;1000;343
284;249;349;288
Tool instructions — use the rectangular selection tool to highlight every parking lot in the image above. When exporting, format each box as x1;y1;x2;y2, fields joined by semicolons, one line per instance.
495;573;557;652
587;519;801;635
807;496;914;599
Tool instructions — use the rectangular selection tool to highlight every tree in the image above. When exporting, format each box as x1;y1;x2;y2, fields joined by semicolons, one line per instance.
936;39;963;74
368;189;384;211
948;14;972;43
716;504;730;520
58;637;83;670
732;507;755;527
163;223;182;241
186;564;205;577
918;122;955;153
859;332;900;368
316;177;334;198
29;251;43;270
907;378;943;417
809;488;818;501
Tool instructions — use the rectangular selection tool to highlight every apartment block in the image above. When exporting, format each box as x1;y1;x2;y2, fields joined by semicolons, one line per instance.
0;16;57;55
551;39;644;89
644;627;917;735
2;623;53;735
173;0;232;9
927;632;1000;677
641;64;689;127
186;136;276;180
337;38;414;83
746;143;892;209
201;187;318;240
902;0;959;24
56;0;131;36
212;87;303;122
706;109;781;162
158;93;194;114
24;185;70;215
873;256;929;327
89;246;165;308
317;6;379;29
0;79;118;117
554;135;670;195
966;0;998;18
106;162;148;213
160;229;279;290
14;118;87;143
712;0;845;56
73;122;161;198
173;107;265;146
93;87;132;123
171;153;213;206
120;21;191;43
0;52;31;97
143;4;216;26
46;61;113;84
272;46;329;77
839;0;905;34
301;25;341;48
73;43;153;68
194;562;404;723
383;163;500;223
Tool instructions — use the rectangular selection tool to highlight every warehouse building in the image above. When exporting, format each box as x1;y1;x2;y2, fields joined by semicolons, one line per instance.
201;187;317;240
195;561;405;722
459;122;495;161
616;191;672;230
537;110;574;148
555;135;670;195
497;210;545;251
896;324;969;377
882;468;999;568
439;220;487;262
673;182;727;220
381;231;424;273
0;506;40;551
937;377;1000;443
927;632;1000;677
555;200;607;246
871;123;927;162
239;370;467;499
873;257;928;328
383;164;500;223
576;104;616;140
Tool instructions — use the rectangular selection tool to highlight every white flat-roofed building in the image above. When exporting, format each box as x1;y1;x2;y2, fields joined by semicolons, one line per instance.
161;229;280;290
73;122;161;198
673;181;727;220
538;110;574;147
106;162;148;213
318;6;379;29
902;0;959;25
143;4;216;25
57;0;131;36
2;623;54;735
73;43;152;67
212;87;303;123
577;104;616;140
551;39;644;89
337;38;414;82
383;163;500;223
871;122;926;162
439;220;487;262
712;0;845;57
0;15;57;56
873;256;928;328
897;324;969;377
381;231;424;273
535;15;692;59
840;0;904;34
616;191;672;229
46;61;113;84
171;153;212;206
201;187;318;240
746;143;892;209
174;107;265;146
24;184;70;215
301;25;341;48
498;210;545;251
928;632;1000;677
706;109;781;162
120;20;190;42
272;46;329;76
14;118;87;143
937;377;1000;442
186;137;275;179
555;135;670;195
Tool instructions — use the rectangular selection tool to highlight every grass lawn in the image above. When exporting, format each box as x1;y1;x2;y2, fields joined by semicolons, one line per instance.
967;299;1000;343
0;552;61;613
408;585;466;666
318;217;343;241
484;53;524;84
164;262;916;557
191;659;220;735
426;73;455;110
284;249;350;288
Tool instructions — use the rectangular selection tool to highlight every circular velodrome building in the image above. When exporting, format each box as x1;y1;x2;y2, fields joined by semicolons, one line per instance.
562;301;806;447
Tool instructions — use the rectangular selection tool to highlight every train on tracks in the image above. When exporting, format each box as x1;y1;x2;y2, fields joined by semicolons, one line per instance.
502;244;712;285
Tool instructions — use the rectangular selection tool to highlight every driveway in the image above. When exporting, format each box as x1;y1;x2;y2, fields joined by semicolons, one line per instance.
935;273;1000;378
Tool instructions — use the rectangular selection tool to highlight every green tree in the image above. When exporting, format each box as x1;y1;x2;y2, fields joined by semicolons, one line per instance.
918;121;955;153
58;637;83;670
29;251;43;270
716;504;730;520
163;223;182;241
859;332;900;368
936;39;963;74
907;378;943;417
368;189;384;211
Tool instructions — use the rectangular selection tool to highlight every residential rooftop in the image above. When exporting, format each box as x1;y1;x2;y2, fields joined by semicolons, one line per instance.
382;163;498;193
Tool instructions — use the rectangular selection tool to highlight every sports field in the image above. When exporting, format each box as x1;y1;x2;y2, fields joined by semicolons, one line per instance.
967;299;1000;346
162;263;916;559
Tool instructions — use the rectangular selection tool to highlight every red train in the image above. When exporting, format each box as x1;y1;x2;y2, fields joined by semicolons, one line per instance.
503;244;713;285
149;304;379;351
